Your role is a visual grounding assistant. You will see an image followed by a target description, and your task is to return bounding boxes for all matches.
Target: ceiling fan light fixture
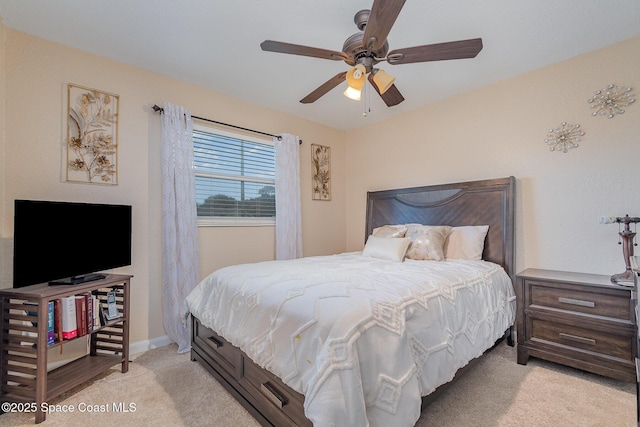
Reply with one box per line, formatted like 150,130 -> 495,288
343,86 -> 362,101
344,64 -> 366,101
372,69 -> 395,94
345,64 -> 366,90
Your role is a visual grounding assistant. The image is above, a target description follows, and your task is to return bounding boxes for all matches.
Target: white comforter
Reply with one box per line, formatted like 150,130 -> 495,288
184,253 -> 516,427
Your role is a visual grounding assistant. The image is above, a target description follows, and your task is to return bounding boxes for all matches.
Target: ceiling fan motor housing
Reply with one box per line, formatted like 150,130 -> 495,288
342,32 -> 388,72
342,9 -> 390,72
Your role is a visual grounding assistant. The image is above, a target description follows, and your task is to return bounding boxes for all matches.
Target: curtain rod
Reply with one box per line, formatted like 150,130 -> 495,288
152,104 -> 302,144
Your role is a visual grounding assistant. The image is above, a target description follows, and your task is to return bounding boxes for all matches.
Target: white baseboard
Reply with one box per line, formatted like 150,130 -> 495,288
129,335 -> 174,356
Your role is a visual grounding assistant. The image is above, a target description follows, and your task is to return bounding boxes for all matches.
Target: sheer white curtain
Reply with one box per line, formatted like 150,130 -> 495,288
274,133 -> 303,260
160,103 -> 200,353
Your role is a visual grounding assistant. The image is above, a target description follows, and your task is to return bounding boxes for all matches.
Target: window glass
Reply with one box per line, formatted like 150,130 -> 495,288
193,125 -> 275,226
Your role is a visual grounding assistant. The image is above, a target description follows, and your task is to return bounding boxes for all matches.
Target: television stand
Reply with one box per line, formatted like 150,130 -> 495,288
49,273 -> 107,286
0,274 -> 131,423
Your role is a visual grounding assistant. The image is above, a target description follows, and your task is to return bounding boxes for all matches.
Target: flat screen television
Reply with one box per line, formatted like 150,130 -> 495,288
13,200 -> 132,287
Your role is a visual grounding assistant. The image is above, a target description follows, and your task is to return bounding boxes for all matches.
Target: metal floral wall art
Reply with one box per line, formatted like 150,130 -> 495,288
588,84 -> 635,118
544,122 -> 585,153
311,144 -> 331,200
67,84 -> 119,184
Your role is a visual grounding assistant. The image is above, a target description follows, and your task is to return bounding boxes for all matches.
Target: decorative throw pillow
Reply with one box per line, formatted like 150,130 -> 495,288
362,235 -> 411,262
404,224 -> 452,261
445,225 -> 489,261
372,224 -> 408,238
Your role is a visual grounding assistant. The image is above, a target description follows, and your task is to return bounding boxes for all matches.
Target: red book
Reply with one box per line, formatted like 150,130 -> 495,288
60,296 -> 77,340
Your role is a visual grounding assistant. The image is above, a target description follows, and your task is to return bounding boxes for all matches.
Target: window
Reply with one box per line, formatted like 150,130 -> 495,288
193,124 -> 275,226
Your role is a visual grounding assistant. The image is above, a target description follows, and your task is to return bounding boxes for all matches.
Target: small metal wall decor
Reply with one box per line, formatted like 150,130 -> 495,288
66,84 -> 119,184
588,84 -> 635,118
544,122 -> 585,153
311,144 -> 331,200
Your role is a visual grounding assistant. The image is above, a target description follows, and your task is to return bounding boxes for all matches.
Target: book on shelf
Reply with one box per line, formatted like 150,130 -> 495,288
54,299 -> 63,343
75,295 -> 87,337
21,291 -> 121,345
60,296 -> 77,340
86,293 -> 93,333
93,295 -> 101,329
47,300 -> 55,345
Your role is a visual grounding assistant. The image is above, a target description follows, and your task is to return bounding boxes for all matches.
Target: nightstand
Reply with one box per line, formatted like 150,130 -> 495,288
516,268 -> 636,382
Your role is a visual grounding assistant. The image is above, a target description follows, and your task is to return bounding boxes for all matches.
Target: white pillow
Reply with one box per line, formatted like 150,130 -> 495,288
404,224 -> 452,261
372,224 -> 408,238
445,225 -> 489,260
362,235 -> 411,262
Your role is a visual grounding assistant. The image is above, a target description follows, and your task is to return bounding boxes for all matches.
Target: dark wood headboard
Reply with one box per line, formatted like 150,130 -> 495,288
365,177 -> 515,282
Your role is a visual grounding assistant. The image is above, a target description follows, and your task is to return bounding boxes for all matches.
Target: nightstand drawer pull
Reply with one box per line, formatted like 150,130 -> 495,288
261,382 -> 287,408
557,297 -> 595,308
559,332 -> 596,346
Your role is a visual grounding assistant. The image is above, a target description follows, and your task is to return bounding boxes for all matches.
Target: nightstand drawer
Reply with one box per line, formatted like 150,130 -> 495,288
530,316 -> 633,361
529,281 -> 631,321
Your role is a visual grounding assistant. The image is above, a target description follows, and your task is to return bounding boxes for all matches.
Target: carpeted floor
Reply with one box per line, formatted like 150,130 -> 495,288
1,341 -> 635,426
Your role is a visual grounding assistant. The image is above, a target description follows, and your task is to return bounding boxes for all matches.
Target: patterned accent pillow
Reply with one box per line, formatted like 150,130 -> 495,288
405,224 -> 453,261
372,224 -> 408,238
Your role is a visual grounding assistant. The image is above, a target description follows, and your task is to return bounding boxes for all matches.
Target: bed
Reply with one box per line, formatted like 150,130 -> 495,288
185,176 -> 516,427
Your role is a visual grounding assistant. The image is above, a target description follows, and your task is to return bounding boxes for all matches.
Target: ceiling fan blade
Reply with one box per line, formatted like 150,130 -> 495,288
368,73 -> 404,107
261,40 -> 348,61
362,0 -> 406,51
387,38 -> 483,65
300,72 -> 348,104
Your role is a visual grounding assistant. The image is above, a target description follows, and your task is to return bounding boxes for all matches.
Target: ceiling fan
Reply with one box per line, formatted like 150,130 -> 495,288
260,0 -> 483,107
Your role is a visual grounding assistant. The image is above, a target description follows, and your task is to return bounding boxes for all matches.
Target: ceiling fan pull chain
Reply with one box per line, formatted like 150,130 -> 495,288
363,81 -> 371,117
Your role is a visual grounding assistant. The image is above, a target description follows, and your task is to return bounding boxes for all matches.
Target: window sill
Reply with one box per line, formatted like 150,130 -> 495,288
197,217 -> 275,227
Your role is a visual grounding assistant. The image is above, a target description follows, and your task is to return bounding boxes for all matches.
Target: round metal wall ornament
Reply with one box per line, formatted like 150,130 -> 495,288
544,122 -> 585,153
588,84 -> 635,118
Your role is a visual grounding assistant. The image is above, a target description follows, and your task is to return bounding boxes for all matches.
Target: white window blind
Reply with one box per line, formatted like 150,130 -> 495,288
193,125 -> 275,226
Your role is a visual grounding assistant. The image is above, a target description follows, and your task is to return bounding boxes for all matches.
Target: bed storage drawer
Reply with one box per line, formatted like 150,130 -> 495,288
191,317 -> 312,427
192,318 -> 240,378
240,356 -> 310,427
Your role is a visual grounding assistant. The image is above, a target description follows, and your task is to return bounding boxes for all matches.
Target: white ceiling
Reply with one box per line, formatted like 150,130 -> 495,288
1,0 -> 639,131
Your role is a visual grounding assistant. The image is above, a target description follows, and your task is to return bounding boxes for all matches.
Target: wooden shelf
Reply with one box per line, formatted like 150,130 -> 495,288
0,274 -> 131,423
46,354 -> 122,399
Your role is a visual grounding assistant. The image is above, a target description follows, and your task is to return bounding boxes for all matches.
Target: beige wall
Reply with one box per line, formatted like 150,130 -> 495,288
2,16 -> 639,347
0,26 -> 347,345
345,36 -> 640,277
